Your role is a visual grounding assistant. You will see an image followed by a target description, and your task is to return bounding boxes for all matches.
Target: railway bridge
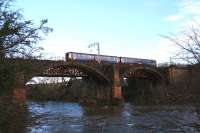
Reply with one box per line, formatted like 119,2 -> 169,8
9,52 -> 164,103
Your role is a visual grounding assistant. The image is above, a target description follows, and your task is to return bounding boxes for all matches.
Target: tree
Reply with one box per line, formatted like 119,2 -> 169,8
163,23 -> 200,64
0,0 -> 52,95
0,0 -> 53,59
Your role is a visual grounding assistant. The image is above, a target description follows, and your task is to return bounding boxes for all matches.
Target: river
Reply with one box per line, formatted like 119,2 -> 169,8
26,101 -> 200,133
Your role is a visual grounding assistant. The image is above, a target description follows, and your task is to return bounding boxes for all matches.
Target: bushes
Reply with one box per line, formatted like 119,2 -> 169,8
163,65 -> 200,104
0,62 -> 19,132
27,78 -> 112,105
0,62 -> 15,96
27,83 -> 68,100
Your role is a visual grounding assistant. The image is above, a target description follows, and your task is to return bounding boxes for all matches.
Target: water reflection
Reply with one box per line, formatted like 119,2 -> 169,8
27,101 -> 84,132
26,101 -> 200,133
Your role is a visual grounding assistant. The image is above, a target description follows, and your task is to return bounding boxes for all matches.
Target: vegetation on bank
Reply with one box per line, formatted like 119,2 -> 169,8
27,78 -> 113,105
163,65 -> 200,104
27,83 -> 73,101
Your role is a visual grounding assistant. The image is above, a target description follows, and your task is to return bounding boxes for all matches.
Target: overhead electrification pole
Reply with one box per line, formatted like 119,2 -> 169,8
88,42 -> 101,63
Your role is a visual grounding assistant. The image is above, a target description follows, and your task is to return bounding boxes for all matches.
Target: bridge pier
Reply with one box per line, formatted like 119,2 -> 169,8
113,64 -> 122,100
12,72 -> 26,104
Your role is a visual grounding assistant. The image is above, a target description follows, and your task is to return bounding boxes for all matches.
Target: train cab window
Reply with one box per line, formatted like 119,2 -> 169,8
68,53 -> 72,58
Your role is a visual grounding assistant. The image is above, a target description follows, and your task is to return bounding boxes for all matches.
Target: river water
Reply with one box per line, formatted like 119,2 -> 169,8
26,101 -> 200,133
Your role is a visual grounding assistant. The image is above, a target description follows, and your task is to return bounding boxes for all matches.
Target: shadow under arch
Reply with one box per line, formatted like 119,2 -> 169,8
121,66 -> 164,104
122,66 -> 163,81
40,62 -> 111,85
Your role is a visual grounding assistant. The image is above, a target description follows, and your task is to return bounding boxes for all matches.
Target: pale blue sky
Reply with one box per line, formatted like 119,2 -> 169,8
16,0 -> 200,63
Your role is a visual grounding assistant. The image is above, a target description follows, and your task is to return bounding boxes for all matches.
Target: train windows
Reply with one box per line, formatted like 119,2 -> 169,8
120,58 -> 125,63
68,53 -> 72,59
73,53 -> 77,60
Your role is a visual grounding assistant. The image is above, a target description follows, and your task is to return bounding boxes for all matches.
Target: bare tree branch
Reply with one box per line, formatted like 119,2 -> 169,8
162,22 -> 200,64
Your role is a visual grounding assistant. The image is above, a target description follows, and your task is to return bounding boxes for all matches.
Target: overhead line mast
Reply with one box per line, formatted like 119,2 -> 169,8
88,42 -> 101,63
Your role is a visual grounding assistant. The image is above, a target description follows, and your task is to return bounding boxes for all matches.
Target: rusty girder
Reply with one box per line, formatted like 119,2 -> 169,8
38,62 -> 111,84
121,66 -> 163,80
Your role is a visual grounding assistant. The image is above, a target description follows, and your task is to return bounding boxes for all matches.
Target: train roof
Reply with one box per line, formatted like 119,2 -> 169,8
66,52 -> 118,58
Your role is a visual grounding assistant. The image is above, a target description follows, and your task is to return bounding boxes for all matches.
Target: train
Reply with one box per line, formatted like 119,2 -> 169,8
65,52 -> 156,66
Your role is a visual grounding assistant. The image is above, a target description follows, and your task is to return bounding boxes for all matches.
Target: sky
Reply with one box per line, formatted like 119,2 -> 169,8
16,0 -> 200,63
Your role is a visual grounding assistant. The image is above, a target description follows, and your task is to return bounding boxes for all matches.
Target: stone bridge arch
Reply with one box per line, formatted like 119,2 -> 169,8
122,66 -> 163,81
20,62 -> 113,103
37,62 -> 111,84
120,66 -> 164,104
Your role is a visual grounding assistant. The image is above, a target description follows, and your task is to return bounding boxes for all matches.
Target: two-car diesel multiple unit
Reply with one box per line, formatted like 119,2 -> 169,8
65,52 -> 156,66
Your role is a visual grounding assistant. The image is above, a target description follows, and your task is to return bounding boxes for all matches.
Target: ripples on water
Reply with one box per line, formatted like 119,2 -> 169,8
26,101 -> 200,133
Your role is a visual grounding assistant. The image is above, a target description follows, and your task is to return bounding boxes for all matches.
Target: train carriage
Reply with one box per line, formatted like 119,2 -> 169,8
66,52 -> 94,61
66,52 -> 156,66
